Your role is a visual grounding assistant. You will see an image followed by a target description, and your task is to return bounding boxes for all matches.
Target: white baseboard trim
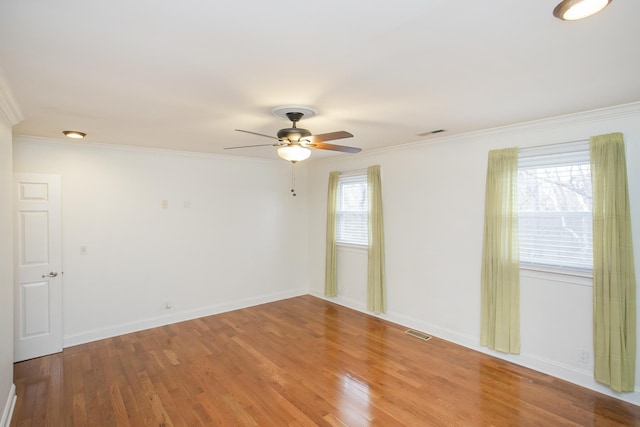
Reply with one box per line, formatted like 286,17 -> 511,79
0,384 -> 16,427
64,288 -> 307,348
309,290 -> 640,406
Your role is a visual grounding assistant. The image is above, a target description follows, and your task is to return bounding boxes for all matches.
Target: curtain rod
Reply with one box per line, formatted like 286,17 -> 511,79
519,138 -> 589,151
338,167 -> 367,176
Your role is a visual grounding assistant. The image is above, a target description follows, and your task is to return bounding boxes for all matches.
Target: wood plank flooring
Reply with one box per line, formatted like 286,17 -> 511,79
11,295 -> 640,426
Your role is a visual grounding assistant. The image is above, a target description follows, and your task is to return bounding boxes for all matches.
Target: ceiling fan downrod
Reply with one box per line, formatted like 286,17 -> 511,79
277,112 -> 312,142
286,112 -> 304,126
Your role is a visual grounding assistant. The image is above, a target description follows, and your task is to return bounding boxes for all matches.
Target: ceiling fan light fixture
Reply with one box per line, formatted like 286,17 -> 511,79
553,0 -> 612,20
277,145 -> 311,163
63,130 -> 86,139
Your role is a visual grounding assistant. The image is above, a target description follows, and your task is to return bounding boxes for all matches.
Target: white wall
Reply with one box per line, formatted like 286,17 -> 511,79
9,103 -> 640,408
13,138 -> 309,346
0,66 -> 21,427
0,120 -> 15,427
307,102 -> 640,405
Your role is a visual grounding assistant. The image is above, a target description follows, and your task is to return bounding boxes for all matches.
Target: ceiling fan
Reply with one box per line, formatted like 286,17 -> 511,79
226,110 -> 361,163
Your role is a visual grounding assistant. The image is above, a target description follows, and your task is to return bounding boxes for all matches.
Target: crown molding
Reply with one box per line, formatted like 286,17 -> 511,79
12,135 -> 287,166
311,101 -> 640,166
383,101 -> 640,153
0,67 -> 23,126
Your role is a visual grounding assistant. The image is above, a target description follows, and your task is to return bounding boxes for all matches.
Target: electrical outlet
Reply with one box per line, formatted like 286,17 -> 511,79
579,349 -> 590,364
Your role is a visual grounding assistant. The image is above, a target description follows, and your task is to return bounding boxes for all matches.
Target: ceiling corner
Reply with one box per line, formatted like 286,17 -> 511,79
0,67 -> 24,126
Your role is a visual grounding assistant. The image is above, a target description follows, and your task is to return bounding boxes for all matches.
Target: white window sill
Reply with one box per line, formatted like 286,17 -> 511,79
520,264 -> 592,287
336,242 -> 368,253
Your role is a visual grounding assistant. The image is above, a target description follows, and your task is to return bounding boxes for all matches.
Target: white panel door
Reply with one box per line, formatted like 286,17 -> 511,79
14,173 -> 62,362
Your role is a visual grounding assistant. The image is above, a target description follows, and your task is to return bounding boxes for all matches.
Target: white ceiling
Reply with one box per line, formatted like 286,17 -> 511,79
1,0 -> 639,160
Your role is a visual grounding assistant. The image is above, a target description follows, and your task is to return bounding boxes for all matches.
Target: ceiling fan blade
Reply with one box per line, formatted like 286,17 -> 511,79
312,142 -> 361,153
224,143 -> 276,150
307,131 -> 353,143
235,129 -> 278,140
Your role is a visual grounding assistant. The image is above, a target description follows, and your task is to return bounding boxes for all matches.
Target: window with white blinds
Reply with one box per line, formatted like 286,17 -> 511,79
518,142 -> 592,272
336,173 -> 368,246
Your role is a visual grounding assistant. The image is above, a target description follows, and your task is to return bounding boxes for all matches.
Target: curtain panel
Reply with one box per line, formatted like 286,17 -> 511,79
480,147 -> 521,354
590,132 -> 637,392
367,165 -> 387,314
324,171 -> 340,297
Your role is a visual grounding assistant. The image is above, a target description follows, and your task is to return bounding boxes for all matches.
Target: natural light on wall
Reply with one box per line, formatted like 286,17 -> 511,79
553,0 -> 612,21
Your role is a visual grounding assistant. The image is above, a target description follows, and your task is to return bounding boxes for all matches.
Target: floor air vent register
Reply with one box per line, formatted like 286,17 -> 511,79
404,329 -> 432,341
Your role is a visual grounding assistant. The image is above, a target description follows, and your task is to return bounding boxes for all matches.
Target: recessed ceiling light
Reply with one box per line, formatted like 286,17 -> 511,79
553,0 -> 612,21
63,130 -> 86,139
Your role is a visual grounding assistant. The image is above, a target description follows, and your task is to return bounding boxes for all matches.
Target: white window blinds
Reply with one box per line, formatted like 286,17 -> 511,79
518,142 -> 592,272
336,173 -> 368,245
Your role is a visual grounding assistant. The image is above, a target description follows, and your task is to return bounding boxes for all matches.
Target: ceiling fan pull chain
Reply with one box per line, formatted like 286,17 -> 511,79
291,163 -> 297,197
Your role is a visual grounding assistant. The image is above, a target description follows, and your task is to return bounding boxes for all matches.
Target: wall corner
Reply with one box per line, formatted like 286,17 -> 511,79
0,384 -> 16,427
0,67 -> 23,126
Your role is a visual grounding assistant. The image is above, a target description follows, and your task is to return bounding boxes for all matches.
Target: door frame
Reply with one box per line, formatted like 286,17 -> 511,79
13,173 -> 63,362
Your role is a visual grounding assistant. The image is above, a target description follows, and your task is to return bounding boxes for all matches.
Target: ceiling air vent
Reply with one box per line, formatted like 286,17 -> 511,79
417,129 -> 445,137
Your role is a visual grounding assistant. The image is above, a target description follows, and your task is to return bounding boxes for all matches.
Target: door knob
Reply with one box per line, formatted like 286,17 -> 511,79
42,271 -> 58,278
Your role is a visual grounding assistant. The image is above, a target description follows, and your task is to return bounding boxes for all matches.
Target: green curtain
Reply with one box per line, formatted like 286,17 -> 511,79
367,165 -> 387,313
480,147 -> 520,354
590,132 -> 636,392
324,171 -> 340,297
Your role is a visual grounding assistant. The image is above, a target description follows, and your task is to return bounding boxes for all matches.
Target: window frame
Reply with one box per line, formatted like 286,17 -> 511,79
517,141 -> 593,282
335,171 -> 368,248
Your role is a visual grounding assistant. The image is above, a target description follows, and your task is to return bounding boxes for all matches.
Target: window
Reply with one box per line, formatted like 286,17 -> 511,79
518,142 -> 592,272
336,173 -> 367,245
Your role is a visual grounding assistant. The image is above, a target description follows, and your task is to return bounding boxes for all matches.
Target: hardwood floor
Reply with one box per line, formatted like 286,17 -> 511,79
11,295 -> 640,426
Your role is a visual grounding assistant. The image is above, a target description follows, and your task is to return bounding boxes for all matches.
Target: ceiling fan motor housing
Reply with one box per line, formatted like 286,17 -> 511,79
277,127 -> 312,142
277,112 -> 311,142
